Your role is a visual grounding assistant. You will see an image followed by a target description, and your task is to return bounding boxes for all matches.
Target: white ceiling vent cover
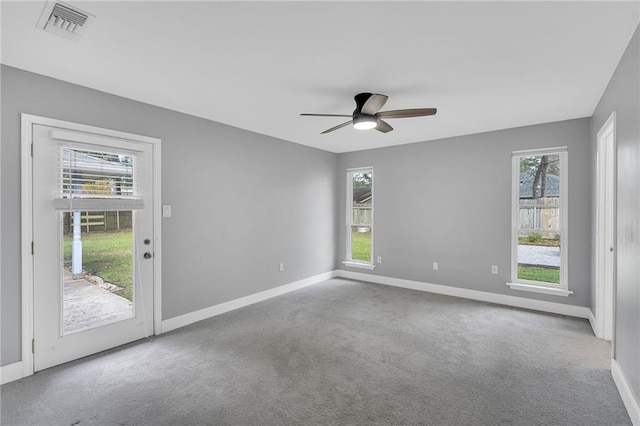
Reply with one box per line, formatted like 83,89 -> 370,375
36,1 -> 95,41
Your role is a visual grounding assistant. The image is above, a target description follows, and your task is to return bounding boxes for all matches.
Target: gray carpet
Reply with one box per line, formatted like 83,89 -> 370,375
0,278 -> 630,425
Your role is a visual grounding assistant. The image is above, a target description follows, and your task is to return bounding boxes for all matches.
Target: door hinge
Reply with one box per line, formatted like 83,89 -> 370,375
31,144 -> 34,157
31,241 -> 34,255
32,339 -> 35,354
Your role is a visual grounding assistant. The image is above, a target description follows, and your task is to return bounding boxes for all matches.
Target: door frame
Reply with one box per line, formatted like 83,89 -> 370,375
21,113 -> 163,377
595,111 -> 616,342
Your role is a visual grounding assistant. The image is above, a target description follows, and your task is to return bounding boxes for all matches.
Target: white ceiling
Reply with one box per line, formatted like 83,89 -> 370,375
2,1 -> 639,153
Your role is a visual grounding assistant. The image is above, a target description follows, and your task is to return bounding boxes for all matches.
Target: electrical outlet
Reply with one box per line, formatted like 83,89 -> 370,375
279,263 -> 284,272
491,265 -> 498,274
433,262 -> 438,271
162,205 -> 172,217
377,256 -> 382,264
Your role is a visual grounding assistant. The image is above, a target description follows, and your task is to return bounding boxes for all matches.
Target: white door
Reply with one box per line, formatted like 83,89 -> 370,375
32,123 -> 155,371
596,113 -> 616,342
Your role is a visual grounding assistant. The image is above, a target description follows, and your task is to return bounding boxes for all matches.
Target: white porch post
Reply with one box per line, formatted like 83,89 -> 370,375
71,171 -> 83,277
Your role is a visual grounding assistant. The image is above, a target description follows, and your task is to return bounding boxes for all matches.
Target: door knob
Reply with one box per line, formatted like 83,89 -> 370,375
144,252 -> 153,259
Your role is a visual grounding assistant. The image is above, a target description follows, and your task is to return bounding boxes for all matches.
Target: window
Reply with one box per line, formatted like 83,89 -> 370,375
344,168 -> 374,269
508,148 -> 571,296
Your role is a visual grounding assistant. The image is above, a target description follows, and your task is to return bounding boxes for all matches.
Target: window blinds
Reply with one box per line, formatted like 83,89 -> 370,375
54,146 -> 144,211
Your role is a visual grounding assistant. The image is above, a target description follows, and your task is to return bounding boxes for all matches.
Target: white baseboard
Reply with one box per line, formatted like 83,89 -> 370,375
588,310 -> 599,337
161,270 -> 337,333
1,361 -> 24,385
612,359 -> 640,425
337,270 -> 591,319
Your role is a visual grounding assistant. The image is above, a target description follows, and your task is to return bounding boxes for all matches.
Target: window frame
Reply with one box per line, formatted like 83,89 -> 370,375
343,167 -> 375,269
508,147 -> 571,297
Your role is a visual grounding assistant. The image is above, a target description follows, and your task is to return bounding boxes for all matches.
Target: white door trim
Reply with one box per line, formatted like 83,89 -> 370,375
595,111 -> 616,342
20,114 -> 162,378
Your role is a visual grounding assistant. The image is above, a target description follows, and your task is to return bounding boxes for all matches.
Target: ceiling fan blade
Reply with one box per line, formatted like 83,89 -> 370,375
377,108 -> 437,119
376,119 -> 393,133
354,92 -> 372,113
301,113 -> 352,117
321,120 -> 353,134
361,94 -> 389,115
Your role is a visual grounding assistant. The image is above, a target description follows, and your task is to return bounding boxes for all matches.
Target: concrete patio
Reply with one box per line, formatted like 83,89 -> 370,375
63,270 -> 133,334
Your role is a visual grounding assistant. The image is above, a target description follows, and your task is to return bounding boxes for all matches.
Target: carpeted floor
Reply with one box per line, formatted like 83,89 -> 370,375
0,278 -> 630,425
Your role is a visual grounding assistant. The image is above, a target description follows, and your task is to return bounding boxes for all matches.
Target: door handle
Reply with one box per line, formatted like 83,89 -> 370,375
143,252 -> 153,259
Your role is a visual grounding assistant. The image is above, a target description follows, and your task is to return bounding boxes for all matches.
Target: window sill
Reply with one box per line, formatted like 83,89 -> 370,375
507,282 -> 573,297
342,261 -> 376,270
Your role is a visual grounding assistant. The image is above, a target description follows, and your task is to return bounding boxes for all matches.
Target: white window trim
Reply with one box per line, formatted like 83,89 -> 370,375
345,167 -> 375,268
509,147 -> 569,296
342,261 -> 376,270
506,282 -> 573,297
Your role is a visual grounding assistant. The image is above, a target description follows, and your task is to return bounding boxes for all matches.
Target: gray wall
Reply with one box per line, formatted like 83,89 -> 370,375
1,65 -> 339,366
591,25 -> 640,406
338,118 -> 592,307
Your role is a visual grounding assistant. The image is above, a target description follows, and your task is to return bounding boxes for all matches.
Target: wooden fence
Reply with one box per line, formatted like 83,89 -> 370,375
353,206 -> 372,225
518,197 -> 559,237
63,211 -> 133,233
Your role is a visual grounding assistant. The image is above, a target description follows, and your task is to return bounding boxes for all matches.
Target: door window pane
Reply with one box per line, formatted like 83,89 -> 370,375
62,210 -> 134,334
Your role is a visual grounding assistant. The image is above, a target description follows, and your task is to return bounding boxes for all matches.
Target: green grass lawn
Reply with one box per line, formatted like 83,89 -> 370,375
518,265 -> 560,284
351,230 -> 371,262
64,230 -> 133,301
517,237 -> 560,247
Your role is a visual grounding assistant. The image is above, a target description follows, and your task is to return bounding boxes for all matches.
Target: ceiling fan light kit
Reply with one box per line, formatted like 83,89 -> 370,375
301,92 -> 437,135
353,114 -> 377,130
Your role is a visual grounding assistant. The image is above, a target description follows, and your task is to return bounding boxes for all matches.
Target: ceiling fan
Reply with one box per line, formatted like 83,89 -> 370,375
301,92 -> 437,134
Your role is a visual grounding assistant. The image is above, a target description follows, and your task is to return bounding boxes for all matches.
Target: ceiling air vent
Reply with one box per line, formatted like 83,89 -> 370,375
36,1 -> 95,41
